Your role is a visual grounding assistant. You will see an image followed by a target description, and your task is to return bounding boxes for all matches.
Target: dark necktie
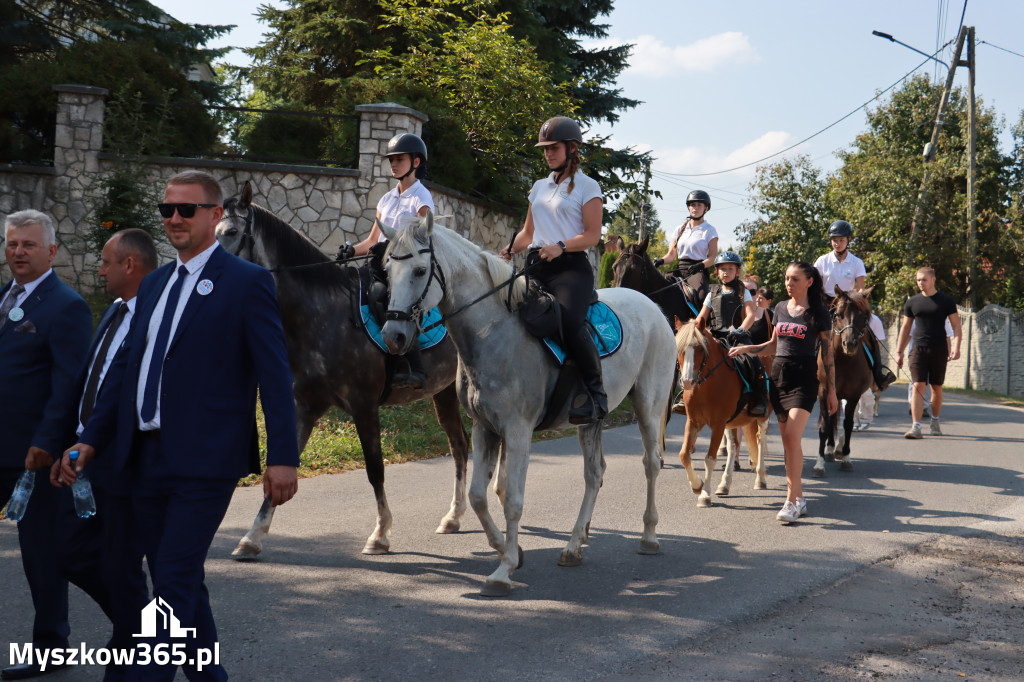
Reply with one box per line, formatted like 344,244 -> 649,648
80,302 -> 129,425
141,265 -> 189,422
0,283 -> 26,321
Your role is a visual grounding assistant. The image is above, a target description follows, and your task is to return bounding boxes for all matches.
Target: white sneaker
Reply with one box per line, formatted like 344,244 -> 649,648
930,419 -> 942,436
777,500 -> 801,524
795,497 -> 808,517
859,422 -> 870,431
904,424 -> 923,439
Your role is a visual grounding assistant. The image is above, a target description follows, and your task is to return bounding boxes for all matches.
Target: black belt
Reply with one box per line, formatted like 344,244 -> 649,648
136,429 -> 162,441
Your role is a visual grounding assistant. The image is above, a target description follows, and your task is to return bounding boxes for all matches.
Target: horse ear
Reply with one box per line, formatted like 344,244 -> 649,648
862,285 -> 875,299
416,209 -> 434,241
673,315 -> 683,331
697,316 -> 707,332
240,181 -> 252,209
833,284 -> 845,298
378,218 -> 398,241
639,235 -> 649,253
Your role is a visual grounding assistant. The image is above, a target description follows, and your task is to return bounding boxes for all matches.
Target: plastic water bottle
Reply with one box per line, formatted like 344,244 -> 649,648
5,469 -> 35,522
69,451 -> 97,519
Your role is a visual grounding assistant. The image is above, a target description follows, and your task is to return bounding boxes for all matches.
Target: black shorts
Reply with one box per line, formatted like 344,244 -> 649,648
909,346 -> 948,386
770,356 -> 819,417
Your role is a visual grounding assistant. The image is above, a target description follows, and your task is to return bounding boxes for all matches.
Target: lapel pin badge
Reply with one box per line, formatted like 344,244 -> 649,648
8,307 -> 24,322
196,279 -> 214,296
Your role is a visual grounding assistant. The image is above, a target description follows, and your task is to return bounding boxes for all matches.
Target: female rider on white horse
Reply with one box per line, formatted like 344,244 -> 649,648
343,132 -> 434,389
500,116 -> 607,424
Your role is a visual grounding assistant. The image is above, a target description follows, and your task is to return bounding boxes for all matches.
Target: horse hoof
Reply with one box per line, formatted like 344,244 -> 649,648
715,486 -> 729,497
435,520 -> 460,534
480,581 -> 512,598
230,539 -> 261,560
558,550 -> 583,567
824,453 -> 835,463
517,545 -> 525,569
637,540 -> 660,555
840,460 -> 853,472
812,468 -> 825,478
754,479 -> 767,490
361,541 -> 390,555
696,497 -> 712,508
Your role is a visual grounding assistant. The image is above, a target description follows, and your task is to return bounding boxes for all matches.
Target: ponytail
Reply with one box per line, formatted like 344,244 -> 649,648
564,142 -> 580,194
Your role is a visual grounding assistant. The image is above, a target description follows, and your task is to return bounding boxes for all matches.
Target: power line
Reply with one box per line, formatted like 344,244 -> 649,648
657,41 -> 953,178
979,40 -> 1024,61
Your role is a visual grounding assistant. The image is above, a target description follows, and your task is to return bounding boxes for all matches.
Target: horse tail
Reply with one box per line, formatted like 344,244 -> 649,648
659,390 -> 671,455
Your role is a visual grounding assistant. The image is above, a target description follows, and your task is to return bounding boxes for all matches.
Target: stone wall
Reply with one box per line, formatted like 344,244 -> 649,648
878,304 -> 1024,398
0,87 -> 520,293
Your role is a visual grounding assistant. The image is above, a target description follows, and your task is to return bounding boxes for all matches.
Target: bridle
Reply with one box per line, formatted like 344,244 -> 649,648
384,236 -> 448,326
684,334 -> 734,388
230,205 -> 256,262
831,301 -> 869,340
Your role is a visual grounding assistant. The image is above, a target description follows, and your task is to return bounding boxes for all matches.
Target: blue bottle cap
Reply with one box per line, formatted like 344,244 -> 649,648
69,450 -> 79,461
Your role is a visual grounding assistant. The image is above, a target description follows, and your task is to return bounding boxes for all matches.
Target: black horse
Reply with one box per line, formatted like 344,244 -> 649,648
216,181 -> 469,557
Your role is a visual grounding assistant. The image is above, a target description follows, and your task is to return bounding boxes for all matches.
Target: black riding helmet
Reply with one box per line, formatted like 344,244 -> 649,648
535,117 -> 583,146
828,220 -> 854,239
386,133 -> 428,180
686,189 -> 711,211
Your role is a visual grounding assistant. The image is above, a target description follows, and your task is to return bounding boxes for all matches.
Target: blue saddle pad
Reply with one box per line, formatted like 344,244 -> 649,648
542,300 -> 622,365
360,305 -> 447,354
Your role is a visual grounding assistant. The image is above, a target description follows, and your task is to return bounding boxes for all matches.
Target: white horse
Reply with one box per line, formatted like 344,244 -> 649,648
379,213 -> 676,597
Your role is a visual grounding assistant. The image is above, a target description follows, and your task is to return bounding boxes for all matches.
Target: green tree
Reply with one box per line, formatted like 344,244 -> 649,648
1000,110 -> 1024,310
606,190 -> 662,245
736,155 -> 832,298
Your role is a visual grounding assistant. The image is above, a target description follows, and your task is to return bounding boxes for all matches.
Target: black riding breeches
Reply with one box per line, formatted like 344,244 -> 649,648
527,250 -> 594,341
369,241 -> 388,283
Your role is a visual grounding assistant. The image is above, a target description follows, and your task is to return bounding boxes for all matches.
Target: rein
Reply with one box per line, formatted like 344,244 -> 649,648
420,257 -> 539,333
385,236 -> 448,326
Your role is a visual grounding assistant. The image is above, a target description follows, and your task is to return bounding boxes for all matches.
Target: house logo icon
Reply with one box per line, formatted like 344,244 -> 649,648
133,597 -> 197,638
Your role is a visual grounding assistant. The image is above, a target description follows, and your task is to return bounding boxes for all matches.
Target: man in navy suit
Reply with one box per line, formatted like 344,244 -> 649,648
0,210 -> 92,680
50,228 -> 158,681
63,171 -> 300,681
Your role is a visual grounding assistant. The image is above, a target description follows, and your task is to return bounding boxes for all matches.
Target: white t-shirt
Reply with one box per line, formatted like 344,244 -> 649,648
376,180 -> 435,242
815,250 -> 867,297
672,221 -> 718,261
528,172 -> 602,247
702,288 -> 752,309
868,313 -> 885,340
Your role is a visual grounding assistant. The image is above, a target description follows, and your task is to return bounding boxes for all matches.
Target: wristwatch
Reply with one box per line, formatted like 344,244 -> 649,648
556,241 -> 567,252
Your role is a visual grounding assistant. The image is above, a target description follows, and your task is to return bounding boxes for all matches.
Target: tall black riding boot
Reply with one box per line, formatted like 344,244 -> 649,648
865,332 -> 895,390
393,345 -> 427,389
568,326 -> 608,425
747,358 -> 770,418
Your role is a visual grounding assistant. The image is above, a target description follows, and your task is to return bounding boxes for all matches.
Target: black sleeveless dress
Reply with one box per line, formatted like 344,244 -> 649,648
769,302 -> 826,414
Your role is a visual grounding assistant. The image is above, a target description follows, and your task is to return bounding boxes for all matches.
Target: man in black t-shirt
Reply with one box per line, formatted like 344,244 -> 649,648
895,267 -> 962,439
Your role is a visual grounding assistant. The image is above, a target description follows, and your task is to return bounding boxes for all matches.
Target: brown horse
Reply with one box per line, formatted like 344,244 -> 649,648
674,318 -> 769,507
813,286 -> 874,475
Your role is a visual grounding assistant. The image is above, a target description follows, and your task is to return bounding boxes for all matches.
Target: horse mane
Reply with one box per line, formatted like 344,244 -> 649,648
833,289 -> 872,317
387,215 -> 526,306
240,200 -> 351,289
675,319 -> 708,356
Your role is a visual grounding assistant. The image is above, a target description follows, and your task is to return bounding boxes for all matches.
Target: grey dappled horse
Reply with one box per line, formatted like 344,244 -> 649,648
216,182 -> 469,557
379,212 -> 676,596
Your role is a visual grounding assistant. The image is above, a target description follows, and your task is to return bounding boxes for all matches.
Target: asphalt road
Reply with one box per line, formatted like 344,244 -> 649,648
2,392 -> 1022,680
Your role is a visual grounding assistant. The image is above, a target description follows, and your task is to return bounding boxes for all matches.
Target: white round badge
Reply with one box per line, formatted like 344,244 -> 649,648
8,307 -> 24,322
196,279 -> 214,296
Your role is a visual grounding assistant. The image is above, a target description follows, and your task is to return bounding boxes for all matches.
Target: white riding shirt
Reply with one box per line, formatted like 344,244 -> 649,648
672,220 -> 718,261
376,180 -> 435,242
528,172 -> 602,247
814,250 -> 866,297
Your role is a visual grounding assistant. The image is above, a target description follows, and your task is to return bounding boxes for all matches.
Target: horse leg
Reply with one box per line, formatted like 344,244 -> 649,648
715,428 -> 739,497
493,443 -> 507,507
232,401 -> 320,559
481,429 -> 531,596
747,421 -> 768,490
679,418 -> 703,497
468,424 -> 515,596
813,399 -> 828,478
431,384 -> 470,534
839,398 -> 856,472
351,406 -> 391,555
632,388 -> 665,555
699,425 -> 726,508
560,423 -> 607,567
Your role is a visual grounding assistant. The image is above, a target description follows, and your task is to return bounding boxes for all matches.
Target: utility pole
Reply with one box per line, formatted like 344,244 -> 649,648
637,160 -> 651,242
908,25 -> 969,259
966,26 -> 977,310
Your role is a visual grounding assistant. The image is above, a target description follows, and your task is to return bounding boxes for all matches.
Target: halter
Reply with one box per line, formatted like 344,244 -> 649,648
688,337 -> 735,388
231,205 -> 256,262
384,236 -> 448,325
831,301 -> 869,340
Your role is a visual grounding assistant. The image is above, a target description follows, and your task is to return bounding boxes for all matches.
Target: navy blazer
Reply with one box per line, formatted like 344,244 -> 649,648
81,246 -> 299,479
0,273 -> 92,468
70,300 -> 128,491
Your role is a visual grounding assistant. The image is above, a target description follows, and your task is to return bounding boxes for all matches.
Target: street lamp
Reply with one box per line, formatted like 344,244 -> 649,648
872,30 -> 950,70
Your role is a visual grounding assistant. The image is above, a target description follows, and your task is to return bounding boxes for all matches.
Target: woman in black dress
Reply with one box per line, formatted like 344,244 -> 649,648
730,262 -> 838,524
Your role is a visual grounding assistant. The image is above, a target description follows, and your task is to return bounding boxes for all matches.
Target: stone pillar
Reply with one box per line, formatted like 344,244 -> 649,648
345,103 -> 429,242
51,84 -> 109,286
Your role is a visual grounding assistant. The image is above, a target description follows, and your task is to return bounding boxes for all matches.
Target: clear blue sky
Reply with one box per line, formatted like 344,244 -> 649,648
157,0 -> 1024,248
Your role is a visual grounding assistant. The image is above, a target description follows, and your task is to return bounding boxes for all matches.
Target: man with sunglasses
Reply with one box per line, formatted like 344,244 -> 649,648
62,170 -> 300,681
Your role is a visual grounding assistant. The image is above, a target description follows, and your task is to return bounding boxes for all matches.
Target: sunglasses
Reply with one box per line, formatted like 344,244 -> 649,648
158,203 -> 218,219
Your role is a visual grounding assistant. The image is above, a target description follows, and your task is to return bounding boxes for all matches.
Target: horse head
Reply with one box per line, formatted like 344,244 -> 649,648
830,284 -> 873,357
674,316 -> 711,390
612,236 -> 655,290
217,181 -> 260,265
380,211 -> 447,354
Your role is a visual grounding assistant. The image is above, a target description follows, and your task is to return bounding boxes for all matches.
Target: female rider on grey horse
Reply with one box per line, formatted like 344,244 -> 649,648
654,189 -> 719,303
501,116 -> 606,424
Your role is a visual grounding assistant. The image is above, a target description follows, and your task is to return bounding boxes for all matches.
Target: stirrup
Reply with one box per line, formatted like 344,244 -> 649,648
569,391 -> 606,425
747,396 -> 769,418
877,368 -> 896,391
392,370 -> 426,390
671,400 -> 687,415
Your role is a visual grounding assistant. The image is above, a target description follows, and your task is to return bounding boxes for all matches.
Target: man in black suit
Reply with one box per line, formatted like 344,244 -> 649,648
50,229 -> 158,681
0,210 -> 92,680
64,171 -> 300,681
